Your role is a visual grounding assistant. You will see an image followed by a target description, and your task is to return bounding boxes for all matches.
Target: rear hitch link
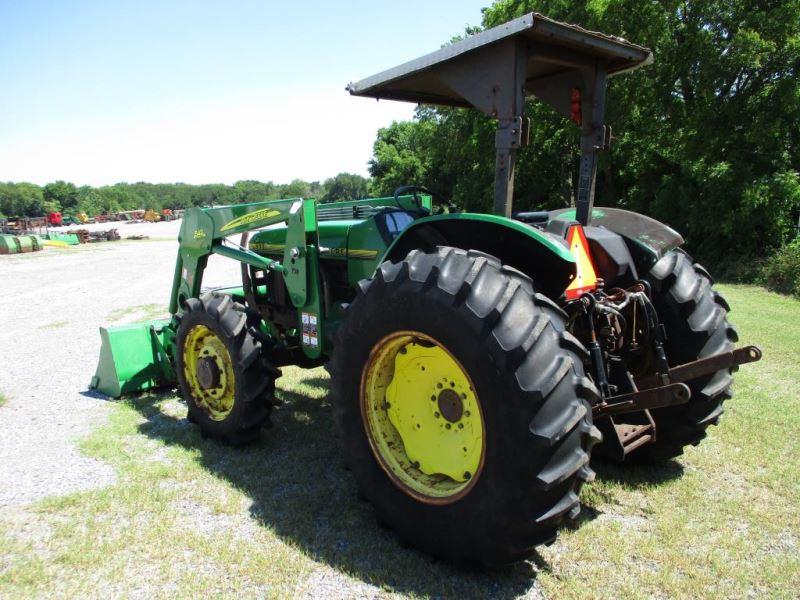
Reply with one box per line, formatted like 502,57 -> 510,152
635,345 -> 762,391
572,288 -> 763,419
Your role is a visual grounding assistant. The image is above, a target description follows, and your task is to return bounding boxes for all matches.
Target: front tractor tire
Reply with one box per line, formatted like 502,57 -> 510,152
176,293 -> 278,445
633,250 -> 739,463
329,247 -> 601,566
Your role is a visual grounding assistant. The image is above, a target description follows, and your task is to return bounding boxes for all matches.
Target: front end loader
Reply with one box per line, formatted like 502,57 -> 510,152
91,12 -> 761,566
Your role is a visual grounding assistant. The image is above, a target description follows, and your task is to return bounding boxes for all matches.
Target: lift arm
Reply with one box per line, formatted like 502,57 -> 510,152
169,198 -> 318,316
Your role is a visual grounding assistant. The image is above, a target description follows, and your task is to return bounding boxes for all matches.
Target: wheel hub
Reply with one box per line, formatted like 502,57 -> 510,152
360,331 -> 485,503
182,325 -> 236,421
196,356 -> 221,390
437,388 -> 463,423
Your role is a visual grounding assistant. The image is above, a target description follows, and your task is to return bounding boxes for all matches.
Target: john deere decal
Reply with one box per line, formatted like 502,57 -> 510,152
220,208 -> 282,232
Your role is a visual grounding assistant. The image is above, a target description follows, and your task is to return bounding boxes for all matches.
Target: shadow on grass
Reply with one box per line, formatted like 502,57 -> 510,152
125,374 -> 542,598
568,458 -> 684,524
592,457 -> 684,488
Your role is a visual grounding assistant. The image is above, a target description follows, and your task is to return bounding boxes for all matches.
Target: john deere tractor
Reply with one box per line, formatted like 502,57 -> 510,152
92,13 -> 761,566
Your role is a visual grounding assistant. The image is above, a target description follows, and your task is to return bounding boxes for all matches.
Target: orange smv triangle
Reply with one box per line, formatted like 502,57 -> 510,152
564,224 -> 598,300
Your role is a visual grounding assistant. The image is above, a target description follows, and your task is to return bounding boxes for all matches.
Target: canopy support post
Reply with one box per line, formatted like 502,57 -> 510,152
439,37 -> 530,217
575,64 -> 608,226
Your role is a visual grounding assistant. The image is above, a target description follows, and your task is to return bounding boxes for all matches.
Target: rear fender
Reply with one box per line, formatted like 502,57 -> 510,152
548,207 -> 684,275
384,213 -> 575,300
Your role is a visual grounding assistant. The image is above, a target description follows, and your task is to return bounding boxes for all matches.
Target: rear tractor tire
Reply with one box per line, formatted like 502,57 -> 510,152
175,293 -> 279,445
329,247 -> 601,566
631,250 -> 738,463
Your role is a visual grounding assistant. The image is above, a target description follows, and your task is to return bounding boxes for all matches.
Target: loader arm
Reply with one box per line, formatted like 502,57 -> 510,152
91,197 -> 326,398
169,198 -> 319,317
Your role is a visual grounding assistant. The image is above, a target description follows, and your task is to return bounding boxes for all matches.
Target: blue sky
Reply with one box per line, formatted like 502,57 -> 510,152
0,0 -> 489,185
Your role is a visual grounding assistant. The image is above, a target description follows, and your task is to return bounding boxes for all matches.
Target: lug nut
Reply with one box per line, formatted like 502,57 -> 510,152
445,423 -> 451,429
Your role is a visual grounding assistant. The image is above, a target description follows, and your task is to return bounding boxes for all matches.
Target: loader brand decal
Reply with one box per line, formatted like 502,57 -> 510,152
301,312 -> 319,348
193,229 -> 206,240
220,208 -> 282,232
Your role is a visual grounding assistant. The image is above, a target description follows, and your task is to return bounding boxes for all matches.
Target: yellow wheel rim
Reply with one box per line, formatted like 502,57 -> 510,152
360,331 -> 485,504
183,325 -> 236,421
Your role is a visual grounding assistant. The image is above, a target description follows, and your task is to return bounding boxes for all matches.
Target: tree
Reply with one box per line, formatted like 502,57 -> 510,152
43,180 -> 79,211
0,182 -> 46,217
368,120 -> 440,198
280,179 -> 313,199
368,0 -> 800,268
320,172 -> 369,202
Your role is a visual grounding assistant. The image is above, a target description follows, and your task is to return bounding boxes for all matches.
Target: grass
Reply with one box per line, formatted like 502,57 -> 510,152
0,393 -> 6,408
38,320 -> 69,330
1,284 -> 798,598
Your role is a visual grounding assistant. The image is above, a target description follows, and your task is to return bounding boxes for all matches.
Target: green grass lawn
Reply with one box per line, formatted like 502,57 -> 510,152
1,285 -> 798,598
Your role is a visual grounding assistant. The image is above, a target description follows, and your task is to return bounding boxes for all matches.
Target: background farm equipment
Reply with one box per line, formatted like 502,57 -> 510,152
0,234 -> 42,254
91,12 -> 761,566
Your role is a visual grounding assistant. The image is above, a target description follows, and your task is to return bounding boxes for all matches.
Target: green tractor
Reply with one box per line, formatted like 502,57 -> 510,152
92,13 -> 761,566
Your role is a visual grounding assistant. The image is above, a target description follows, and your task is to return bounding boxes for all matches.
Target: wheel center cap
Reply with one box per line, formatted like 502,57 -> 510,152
437,388 -> 463,423
197,356 -> 221,390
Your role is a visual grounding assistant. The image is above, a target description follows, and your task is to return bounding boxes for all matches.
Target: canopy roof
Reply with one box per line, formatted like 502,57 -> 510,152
347,12 -> 651,108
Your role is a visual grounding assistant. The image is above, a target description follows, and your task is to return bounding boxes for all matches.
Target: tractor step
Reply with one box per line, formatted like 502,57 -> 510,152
594,410 -> 658,460
614,422 -> 654,455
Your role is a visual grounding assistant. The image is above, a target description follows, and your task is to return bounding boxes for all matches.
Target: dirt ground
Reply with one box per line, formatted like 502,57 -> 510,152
0,224 -> 238,506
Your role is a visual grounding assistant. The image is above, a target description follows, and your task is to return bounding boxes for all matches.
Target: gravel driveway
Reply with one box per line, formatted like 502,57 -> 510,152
0,222 -> 238,507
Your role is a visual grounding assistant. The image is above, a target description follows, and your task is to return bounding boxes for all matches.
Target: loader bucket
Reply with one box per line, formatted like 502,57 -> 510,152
90,319 -> 176,398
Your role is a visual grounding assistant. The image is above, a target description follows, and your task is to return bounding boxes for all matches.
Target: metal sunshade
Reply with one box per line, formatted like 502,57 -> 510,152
347,13 -> 652,224
347,13 -> 651,108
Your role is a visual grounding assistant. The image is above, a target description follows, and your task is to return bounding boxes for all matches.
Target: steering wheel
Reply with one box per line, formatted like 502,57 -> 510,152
393,185 -> 432,213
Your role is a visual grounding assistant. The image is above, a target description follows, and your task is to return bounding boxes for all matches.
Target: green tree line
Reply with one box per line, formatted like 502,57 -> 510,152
368,0 -> 800,269
0,173 -> 369,219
